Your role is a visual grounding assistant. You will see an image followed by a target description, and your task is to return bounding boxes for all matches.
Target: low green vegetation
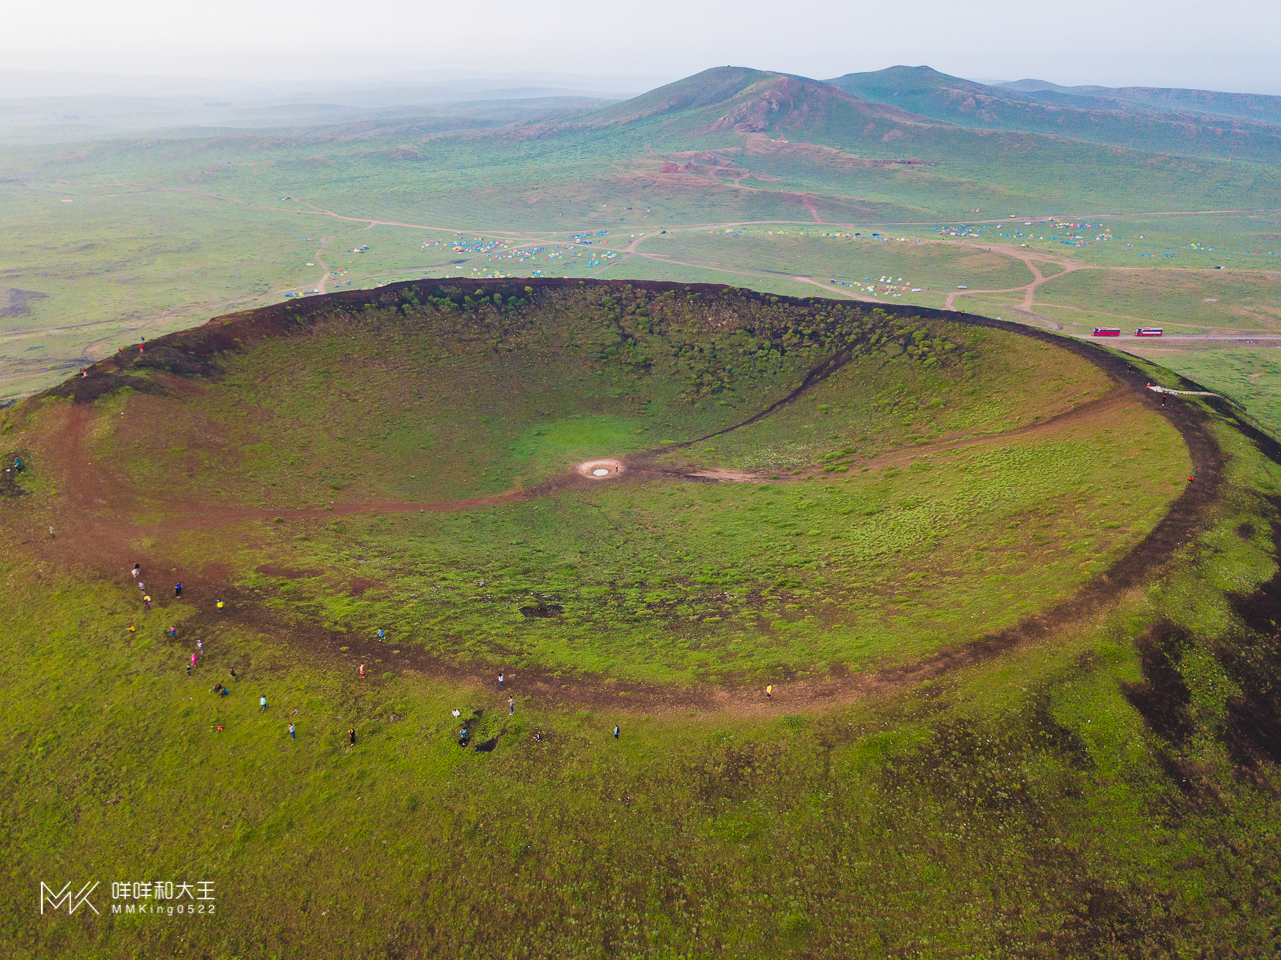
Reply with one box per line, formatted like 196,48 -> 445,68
638,230 -> 1034,295
1036,268 -> 1281,335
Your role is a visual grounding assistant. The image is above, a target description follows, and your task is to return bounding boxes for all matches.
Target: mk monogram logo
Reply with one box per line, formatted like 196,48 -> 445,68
40,881 -> 100,915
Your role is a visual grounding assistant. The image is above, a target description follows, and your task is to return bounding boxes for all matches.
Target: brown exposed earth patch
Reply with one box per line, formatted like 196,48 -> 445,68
0,288 -> 49,318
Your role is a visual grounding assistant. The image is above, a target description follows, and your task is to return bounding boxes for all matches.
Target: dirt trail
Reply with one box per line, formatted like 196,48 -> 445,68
620,226 -> 1091,321
290,198 -> 528,239
616,240 -> 884,306
941,243 -> 1086,330
788,274 -> 881,304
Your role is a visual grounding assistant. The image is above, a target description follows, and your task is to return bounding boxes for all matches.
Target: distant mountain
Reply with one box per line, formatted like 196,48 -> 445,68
564,66 -> 931,143
825,65 -> 1281,162
577,67 -> 781,125
999,78 -> 1281,127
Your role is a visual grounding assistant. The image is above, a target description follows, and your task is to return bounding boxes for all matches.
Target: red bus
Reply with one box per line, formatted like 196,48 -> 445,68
1091,327 -> 1121,337
1134,327 -> 1164,337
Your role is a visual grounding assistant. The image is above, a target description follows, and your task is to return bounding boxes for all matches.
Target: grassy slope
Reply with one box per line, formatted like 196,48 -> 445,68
1127,347 -> 1281,441
2,397 -> 1280,957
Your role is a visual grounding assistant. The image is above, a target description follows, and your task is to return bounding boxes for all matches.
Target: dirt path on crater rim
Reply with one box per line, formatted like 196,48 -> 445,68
25,315 -> 1233,719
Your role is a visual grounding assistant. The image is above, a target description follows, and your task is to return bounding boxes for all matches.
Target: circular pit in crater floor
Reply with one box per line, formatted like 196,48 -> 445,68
577,459 -> 624,479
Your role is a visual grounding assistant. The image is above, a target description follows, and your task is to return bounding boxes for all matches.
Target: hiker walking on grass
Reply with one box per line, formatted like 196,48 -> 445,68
259,695 -> 267,714
378,628 -> 384,641
190,652 -> 197,667
349,728 -> 356,746
132,563 -> 140,579
498,672 -> 505,690
144,595 -> 151,611
175,583 -> 182,598
613,725 -> 620,739
289,723 -> 295,740
766,685 -> 772,699
509,696 -> 515,715
359,663 -> 365,678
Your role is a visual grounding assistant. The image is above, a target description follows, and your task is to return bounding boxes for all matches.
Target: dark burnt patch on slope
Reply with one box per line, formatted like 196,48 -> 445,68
1,449 -> 32,498
1121,621 -> 1196,747
1223,515 -> 1281,769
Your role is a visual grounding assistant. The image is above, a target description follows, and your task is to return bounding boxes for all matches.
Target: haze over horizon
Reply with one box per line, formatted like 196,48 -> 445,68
4,0 -> 1281,96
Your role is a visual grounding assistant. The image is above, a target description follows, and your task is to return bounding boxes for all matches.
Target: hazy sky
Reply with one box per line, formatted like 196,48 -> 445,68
6,0 -> 1281,94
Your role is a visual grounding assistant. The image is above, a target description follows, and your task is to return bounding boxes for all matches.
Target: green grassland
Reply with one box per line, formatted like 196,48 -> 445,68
5,78 -> 1281,404
3,310 -> 1281,955
94,284 -> 1112,507
635,230 -> 1033,297
1127,346 -> 1281,437
1034,268 -> 1281,335
909,212 -> 1281,272
229,417 -> 1178,683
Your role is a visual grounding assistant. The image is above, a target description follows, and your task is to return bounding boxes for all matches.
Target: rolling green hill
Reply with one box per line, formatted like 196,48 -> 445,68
4,61 -> 1281,424
1001,77 -> 1281,126
827,65 -> 1281,162
553,66 -> 935,148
